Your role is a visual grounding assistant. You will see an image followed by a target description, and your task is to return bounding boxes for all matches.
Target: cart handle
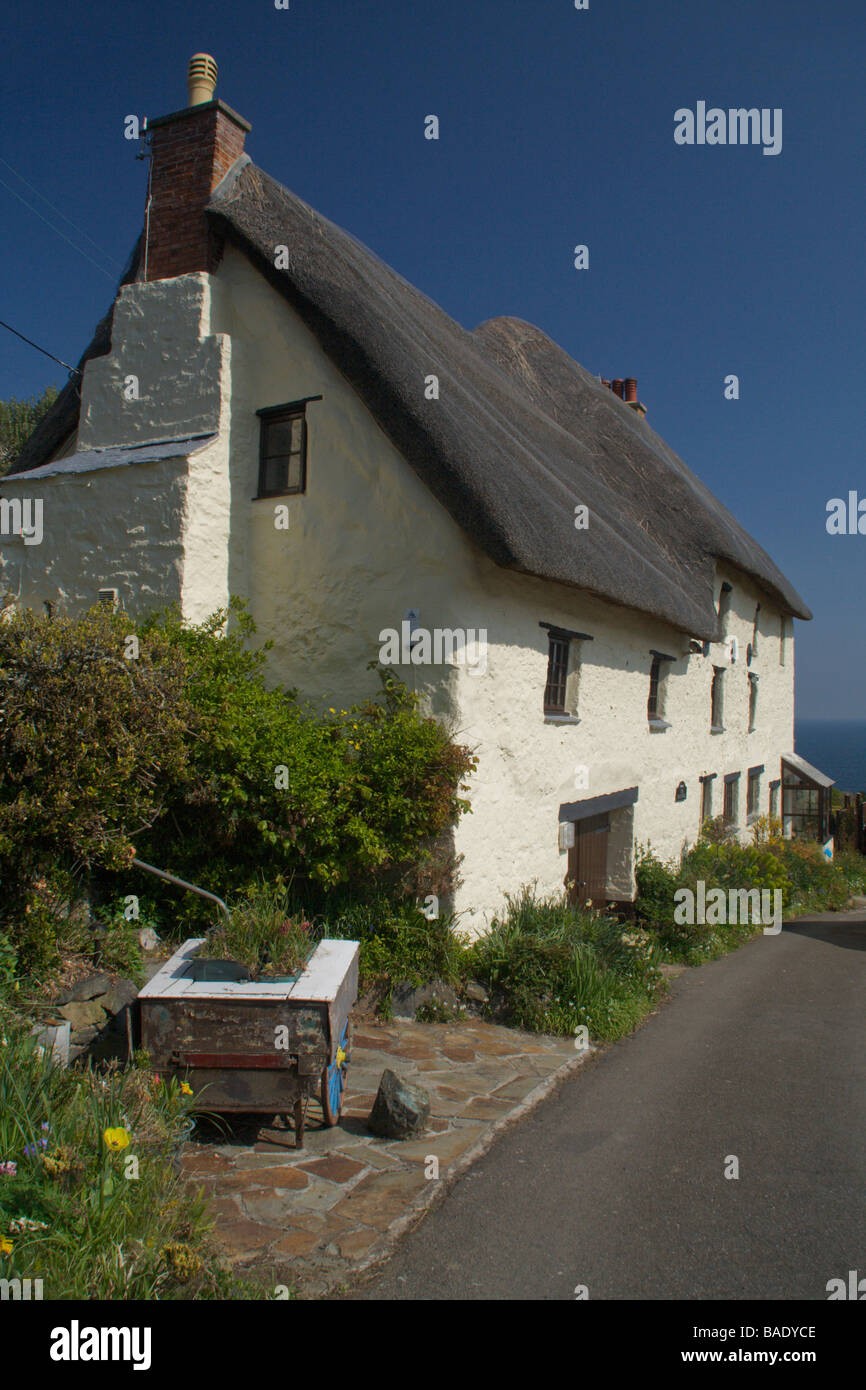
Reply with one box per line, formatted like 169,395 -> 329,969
130,857 -> 231,924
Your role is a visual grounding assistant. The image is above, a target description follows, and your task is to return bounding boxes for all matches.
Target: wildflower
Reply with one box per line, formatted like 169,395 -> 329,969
328,708 -> 336,714
103,1127 -> 130,1152
0,1236 -> 12,1255
160,1242 -> 203,1282
8,1216 -> 48,1235
180,1082 -> 193,1096
41,1122 -> 50,1132
0,1161 -> 16,1177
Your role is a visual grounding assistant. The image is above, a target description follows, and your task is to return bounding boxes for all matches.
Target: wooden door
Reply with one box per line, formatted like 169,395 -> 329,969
567,813 -> 610,906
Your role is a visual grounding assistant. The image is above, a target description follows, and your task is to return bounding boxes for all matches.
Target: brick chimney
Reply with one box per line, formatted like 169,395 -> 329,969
599,374 -> 647,417
142,55 -> 250,282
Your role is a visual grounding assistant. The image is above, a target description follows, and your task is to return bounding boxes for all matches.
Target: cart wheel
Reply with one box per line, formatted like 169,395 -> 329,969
320,1021 -> 350,1126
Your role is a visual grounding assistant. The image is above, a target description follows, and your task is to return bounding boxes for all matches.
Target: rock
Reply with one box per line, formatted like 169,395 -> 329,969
138,926 -> 161,952
30,1021 -> 71,1067
464,980 -> 489,1004
368,1069 -> 430,1139
58,1000 -> 107,1031
57,973 -> 111,1005
70,1025 -> 99,1046
391,979 -> 460,1020
101,978 -> 139,1016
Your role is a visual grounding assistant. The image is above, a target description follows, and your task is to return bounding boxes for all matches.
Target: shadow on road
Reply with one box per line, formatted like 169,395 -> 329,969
784,916 -> 866,951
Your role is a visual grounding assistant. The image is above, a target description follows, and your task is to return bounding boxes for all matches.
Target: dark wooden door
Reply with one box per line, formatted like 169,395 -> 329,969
567,813 -> 610,906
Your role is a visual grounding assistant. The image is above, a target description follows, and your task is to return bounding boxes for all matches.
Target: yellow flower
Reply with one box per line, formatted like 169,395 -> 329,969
180,1082 -> 193,1096
0,1236 -> 12,1255
103,1127 -> 130,1152
328,708 -> 336,714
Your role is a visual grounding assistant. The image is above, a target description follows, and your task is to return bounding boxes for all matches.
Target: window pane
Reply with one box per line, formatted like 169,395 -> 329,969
261,455 -> 288,494
264,416 -> 303,458
544,637 -> 569,711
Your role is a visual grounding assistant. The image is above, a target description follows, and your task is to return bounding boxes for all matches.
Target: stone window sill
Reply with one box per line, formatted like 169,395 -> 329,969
710,725 -> 725,735
544,714 -> 581,725
648,718 -> 671,732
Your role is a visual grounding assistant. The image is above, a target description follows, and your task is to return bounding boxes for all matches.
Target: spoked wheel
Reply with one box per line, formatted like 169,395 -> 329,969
320,1020 -> 351,1126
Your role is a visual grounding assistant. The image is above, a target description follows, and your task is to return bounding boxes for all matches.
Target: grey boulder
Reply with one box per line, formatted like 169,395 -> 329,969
368,1069 -> 430,1139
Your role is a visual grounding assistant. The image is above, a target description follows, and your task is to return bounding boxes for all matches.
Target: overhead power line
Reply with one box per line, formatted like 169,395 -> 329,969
0,172 -> 118,281
0,316 -> 80,375
0,156 -> 120,268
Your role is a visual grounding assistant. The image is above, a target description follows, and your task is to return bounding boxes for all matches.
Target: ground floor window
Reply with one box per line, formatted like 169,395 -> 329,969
700,773 -> 715,826
723,772 -> 740,824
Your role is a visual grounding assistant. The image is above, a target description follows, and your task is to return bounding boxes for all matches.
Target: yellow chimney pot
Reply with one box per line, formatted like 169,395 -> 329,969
187,53 -> 218,107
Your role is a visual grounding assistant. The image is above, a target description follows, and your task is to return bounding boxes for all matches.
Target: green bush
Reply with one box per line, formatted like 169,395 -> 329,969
0,602 -> 476,971
323,896 -> 468,1007
468,887 -> 661,1041
130,604 -> 476,928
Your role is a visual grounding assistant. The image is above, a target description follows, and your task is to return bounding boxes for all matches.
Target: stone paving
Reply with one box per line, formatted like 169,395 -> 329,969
180,1017 -> 592,1296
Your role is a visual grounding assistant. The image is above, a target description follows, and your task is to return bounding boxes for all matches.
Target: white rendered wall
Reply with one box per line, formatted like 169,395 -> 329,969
211,247 -> 797,932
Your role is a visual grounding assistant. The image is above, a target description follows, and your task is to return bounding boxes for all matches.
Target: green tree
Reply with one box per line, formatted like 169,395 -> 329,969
0,385 -> 59,476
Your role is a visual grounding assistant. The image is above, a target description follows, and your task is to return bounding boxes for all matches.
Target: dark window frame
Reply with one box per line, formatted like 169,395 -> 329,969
710,665 -> 725,731
540,622 -> 593,717
544,635 -> 571,715
254,396 -> 322,499
723,773 -> 740,825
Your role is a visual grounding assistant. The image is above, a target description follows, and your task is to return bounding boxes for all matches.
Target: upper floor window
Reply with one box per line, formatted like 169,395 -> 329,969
647,650 -> 675,727
544,635 -> 570,714
748,673 -> 758,731
717,581 -> 733,631
540,622 -> 593,718
747,764 -> 763,819
710,665 -> 725,731
255,395 -> 322,498
752,603 -> 761,658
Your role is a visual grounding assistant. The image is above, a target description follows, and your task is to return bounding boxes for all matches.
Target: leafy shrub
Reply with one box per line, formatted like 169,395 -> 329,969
468,886 -> 661,1041
634,844 -> 680,931
323,896 -> 468,1006
131,605 -> 476,927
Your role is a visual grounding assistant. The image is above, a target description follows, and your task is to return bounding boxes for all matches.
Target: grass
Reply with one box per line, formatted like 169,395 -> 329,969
205,883 -> 319,979
0,1007 -> 265,1299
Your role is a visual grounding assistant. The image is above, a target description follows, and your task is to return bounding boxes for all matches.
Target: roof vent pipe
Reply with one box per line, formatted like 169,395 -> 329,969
187,53 -> 218,106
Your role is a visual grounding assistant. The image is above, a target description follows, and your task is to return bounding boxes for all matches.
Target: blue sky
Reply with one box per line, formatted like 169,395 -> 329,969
1,0 -> 863,716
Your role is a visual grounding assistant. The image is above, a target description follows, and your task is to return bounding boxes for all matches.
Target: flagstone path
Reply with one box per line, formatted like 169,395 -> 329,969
180,1017 -> 592,1297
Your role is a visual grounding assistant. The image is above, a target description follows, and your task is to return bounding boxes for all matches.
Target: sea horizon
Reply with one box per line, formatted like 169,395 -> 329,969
795,717 -> 866,795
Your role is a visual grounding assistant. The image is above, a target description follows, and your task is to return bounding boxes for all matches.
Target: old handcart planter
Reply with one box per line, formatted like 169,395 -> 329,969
138,936 -> 359,1147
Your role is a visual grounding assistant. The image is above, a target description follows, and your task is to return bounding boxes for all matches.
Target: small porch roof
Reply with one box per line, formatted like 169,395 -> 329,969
782,752 -> 835,789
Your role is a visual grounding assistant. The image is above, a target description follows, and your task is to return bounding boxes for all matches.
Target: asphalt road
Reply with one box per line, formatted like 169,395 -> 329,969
355,912 -> 866,1300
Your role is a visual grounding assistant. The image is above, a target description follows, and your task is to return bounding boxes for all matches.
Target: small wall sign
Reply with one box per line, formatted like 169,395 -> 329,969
675,781 -> 687,802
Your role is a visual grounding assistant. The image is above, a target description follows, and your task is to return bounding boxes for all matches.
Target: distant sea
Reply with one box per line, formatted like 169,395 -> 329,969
795,719 -> 866,795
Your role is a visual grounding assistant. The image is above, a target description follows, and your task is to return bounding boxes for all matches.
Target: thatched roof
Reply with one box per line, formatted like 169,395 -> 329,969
11,156 -> 810,638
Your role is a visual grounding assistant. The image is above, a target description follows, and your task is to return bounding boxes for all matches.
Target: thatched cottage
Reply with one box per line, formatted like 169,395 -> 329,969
0,57 -> 831,930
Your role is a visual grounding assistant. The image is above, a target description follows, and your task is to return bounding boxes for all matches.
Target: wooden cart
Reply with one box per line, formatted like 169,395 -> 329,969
137,936 -> 359,1146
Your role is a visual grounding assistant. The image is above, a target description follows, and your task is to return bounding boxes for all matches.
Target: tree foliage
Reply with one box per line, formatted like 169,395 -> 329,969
0,386 -> 58,476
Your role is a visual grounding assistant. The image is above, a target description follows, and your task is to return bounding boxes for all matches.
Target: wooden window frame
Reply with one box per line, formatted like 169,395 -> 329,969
544,635 -> 571,715
710,665 -> 725,731
723,772 -> 740,825
255,396 -> 322,499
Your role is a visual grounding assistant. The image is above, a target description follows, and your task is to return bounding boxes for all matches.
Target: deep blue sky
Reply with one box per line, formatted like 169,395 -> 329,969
1,1 -> 863,716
